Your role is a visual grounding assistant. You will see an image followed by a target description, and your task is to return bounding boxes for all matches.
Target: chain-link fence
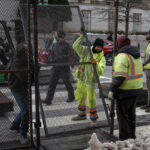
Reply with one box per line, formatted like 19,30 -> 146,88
0,2 -> 112,148
0,1 -> 33,149
24,4 -> 110,137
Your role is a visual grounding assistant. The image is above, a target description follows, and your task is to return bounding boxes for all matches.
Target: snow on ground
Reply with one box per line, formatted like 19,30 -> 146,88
85,132 -> 150,150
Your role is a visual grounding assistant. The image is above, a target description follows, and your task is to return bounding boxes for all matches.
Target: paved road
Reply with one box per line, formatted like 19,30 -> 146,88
0,65 -> 149,149
0,66 -> 111,149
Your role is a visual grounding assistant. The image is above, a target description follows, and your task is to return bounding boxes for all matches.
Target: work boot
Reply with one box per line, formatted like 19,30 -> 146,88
140,105 -> 150,110
72,115 -> 86,121
145,107 -> 150,113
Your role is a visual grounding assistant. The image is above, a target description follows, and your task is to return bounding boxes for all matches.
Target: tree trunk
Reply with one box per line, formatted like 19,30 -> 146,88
125,0 -> 130,37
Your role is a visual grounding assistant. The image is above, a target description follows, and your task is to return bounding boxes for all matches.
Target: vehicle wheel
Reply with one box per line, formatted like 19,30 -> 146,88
105,53 -> 113,66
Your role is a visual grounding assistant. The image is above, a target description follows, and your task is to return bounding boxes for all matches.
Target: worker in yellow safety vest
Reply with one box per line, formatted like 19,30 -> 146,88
141,30 -> 150,112
108,36 -> 143,140
71,32 -> 106,126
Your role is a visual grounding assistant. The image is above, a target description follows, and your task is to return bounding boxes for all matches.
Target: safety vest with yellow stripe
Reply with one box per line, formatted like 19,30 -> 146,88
144,43 -> 150,69
72,35 -> 106,86
113,53 -> 143,90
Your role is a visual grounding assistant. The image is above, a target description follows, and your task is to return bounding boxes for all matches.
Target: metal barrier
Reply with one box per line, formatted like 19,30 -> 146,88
0,1 -> 33,149
24,4 -> 111,137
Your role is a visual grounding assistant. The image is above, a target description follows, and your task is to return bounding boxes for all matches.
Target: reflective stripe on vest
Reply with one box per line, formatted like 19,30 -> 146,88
113,53 -> 143,90
113,53 -> 142,80
126,74 -> 143,80
128,55 -> 135,75
113,71 -> 127,77
125,54 -> 142,80
112,56 -> 128,77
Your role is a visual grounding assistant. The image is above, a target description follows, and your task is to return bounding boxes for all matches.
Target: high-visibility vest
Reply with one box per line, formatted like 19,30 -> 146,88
73,35 -> 106,86
113,53 -> 143,90
144,43 -> 150,69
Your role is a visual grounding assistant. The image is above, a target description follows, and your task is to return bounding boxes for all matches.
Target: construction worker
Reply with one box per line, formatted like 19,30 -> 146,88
9,42 -> 30,145
141,30 -> 150,112
108,36 -> 143,140
71,32 -> 106,126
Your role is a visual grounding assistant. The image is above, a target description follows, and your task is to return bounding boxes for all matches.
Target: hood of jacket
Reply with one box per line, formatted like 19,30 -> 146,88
118,45 -> 140,59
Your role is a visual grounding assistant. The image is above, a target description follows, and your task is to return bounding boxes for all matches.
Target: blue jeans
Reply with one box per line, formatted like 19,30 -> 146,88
11,90 -> 29,136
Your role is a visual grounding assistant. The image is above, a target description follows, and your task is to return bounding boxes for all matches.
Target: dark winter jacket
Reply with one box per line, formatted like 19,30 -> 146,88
110,45 -> 143,99
50,41 -> 72,71
44,37 -> 58,51
8,42 -> 28,91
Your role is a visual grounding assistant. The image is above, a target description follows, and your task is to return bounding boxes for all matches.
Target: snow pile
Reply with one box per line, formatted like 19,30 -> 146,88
85,133 -> 150,150
85,133 -> 103,150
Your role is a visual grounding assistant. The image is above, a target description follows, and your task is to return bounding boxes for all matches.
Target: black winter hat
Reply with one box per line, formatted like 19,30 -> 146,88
93,38 -> 104,47
58,31 -> 66,38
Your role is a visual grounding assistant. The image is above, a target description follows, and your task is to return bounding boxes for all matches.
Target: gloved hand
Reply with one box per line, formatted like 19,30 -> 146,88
90,58 -> 97,64
108,91 -> 114,100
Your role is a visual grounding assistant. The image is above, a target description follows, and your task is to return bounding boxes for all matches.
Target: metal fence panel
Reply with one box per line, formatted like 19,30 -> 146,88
22,5 -> 110,137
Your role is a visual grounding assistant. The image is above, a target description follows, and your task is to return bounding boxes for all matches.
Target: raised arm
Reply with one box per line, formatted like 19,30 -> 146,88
72,34 -> 87,58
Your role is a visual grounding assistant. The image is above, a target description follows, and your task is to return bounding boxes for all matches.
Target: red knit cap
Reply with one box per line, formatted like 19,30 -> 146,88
117,36 -> 130,50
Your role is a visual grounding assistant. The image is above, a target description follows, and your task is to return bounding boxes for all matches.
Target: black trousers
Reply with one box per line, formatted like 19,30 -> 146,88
45,67 -> 75,103
116,96 -> 136,140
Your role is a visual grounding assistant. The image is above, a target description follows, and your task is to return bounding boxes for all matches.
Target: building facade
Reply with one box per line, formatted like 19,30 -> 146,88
68,0 -> 150,33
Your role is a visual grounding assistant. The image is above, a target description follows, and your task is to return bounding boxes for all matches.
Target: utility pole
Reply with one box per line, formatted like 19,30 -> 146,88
125,0 -> 130,37
32,0 -> 42,149
113,0 -> 119,58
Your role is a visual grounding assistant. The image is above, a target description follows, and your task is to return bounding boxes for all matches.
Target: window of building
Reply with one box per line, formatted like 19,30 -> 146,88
133,13 -> 142,32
